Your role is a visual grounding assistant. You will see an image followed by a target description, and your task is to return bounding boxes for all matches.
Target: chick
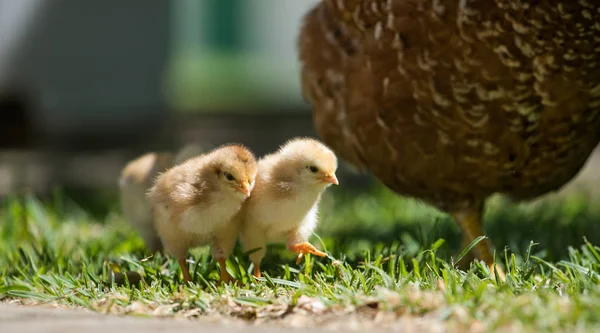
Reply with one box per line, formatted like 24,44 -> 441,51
119,144 -> 204,252
239,138 -> 338,278
147,144 -> 257,284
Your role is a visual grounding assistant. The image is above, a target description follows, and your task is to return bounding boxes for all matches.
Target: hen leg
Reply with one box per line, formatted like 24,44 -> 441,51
455,236 -> 476,270
452,206 -> 505,281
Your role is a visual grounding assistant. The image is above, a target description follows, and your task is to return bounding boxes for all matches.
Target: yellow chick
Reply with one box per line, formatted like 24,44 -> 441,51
239,137 -> 338,278
147,144 -> 257,284
119,144 -> 205,252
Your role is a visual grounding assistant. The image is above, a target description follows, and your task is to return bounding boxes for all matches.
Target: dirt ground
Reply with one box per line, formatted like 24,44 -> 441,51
1,301 -> 456,333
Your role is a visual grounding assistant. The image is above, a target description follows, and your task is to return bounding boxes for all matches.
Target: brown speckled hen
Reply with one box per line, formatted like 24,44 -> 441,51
298,0 -> 600,276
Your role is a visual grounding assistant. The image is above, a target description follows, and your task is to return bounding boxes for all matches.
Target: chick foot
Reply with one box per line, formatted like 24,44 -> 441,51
288,242 -> 327,264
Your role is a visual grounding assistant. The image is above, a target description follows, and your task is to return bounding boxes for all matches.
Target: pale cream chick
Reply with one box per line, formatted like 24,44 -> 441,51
147,144 -> 257,284
239,138 -> 338,278
119,143 -> 205,252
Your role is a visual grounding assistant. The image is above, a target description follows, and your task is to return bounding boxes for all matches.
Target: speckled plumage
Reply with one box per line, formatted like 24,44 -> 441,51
299,0 -> 600,270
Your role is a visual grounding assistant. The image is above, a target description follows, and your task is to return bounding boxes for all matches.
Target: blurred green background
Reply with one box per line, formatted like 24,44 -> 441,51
0,0 -> 322,196
165,0 -> 311,111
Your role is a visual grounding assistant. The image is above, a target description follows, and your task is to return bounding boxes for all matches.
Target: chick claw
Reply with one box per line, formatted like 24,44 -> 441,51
288,242 -> 327,264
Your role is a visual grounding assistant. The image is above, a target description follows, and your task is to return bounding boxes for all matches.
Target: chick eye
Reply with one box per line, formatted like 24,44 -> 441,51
309,166 -> 318,173
224,172 -> 235,181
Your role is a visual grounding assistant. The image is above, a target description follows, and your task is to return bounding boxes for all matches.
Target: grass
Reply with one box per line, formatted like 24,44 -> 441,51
1,183 -> 600,332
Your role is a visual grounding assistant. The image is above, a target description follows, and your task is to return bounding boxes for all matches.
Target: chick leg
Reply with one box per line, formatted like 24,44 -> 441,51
216,258 -> 234,285
240,228 -> 266,279
177,257 -> 193,283
253,264 -> 262,278
248,247 -> 266,279
213,228 -> 239,285
452,206 -> 505,280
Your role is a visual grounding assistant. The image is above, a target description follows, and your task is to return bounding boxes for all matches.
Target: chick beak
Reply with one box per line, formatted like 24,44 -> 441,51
320,173 -> 339,185
237,182 -> 251,196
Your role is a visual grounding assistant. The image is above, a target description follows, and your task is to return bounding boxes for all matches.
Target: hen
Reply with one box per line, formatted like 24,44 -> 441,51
298,0 -> 600,275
